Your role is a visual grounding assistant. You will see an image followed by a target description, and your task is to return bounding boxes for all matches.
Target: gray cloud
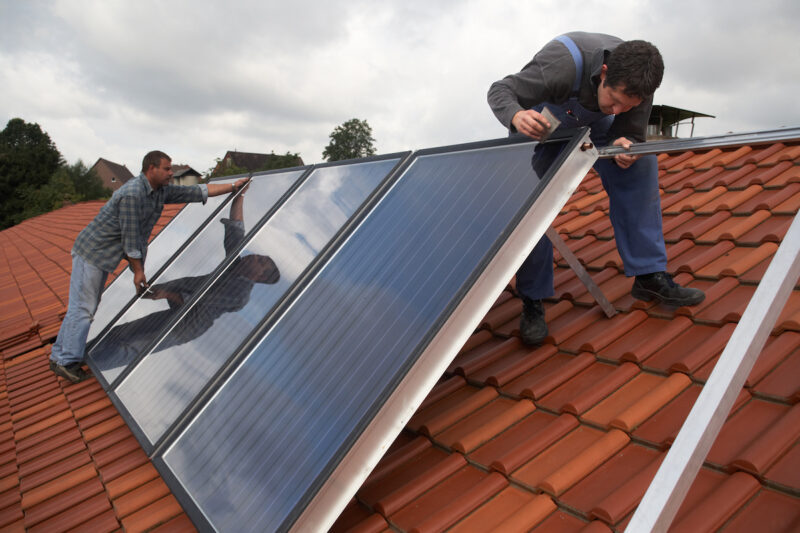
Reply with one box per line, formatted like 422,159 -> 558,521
1,0 -> 797,172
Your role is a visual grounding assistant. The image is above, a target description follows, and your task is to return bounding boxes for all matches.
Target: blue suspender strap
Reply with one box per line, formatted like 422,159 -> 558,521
554,35 -> 583,96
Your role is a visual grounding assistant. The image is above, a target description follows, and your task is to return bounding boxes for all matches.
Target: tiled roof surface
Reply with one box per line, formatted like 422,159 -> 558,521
0,139 -> 798,531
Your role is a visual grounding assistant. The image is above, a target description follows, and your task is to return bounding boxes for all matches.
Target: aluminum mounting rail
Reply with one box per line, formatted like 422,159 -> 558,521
625,208 -> 800,533
596,125 -> 800,158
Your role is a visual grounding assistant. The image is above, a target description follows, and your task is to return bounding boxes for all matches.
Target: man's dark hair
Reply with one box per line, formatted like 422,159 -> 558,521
605,40 -> 664,100
141,150 -> 171,173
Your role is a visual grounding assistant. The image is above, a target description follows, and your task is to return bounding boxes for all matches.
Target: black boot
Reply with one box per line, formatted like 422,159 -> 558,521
631,272 -> 705,307
519,296 -> 548,346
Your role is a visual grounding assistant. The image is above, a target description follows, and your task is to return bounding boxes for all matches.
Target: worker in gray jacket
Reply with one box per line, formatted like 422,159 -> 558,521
488,31 -> 704,345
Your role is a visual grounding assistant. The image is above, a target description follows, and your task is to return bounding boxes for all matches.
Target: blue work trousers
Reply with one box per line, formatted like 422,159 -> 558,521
516,101 -> 667,300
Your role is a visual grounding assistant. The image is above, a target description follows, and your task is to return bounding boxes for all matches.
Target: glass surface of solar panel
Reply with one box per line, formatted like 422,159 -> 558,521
86,181 -> 237,344
87,170 -> 304,385
115,157 -> 402,446
162,139 -> 571,532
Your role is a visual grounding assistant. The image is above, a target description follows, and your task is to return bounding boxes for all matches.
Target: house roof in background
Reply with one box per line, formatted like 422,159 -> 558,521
217,150 -> 305,173
171,165 -> 201,179
0,136 -> 798,531
90,158 -> 135,189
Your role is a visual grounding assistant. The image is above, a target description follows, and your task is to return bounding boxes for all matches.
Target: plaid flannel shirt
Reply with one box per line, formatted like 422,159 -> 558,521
73,173 -> 208,272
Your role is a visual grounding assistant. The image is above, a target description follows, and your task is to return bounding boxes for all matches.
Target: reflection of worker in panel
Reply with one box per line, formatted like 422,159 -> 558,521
49,150 -> 250,383
488,31 -> 705,346
104,188 -> 279,362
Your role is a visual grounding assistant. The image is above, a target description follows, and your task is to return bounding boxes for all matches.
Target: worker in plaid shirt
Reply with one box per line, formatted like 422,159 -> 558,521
50,150 -> 249,383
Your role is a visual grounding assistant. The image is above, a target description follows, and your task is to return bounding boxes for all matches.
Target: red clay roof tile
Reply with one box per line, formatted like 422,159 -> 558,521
391,467 -> 505,533
696,184 -> 763,214
118,494 -> 185,532
697,210 -> 772,243
470,412 -> 577,475
763,440 -> 800,492
764,162 -> 800,188
360,447 -> 462,515
511,425 -> 609,490
747,332 -> 800,387
610,373 -> 691,432
751,349 -> 800,402
539,362 -> 639,416
581,373 -> 673,428
723,488 -> 800,532
560,311 -> 648,354
560,443 -> 662,524
538,429 -> 629,496
434,397 -> 535,453
670,471 -> 760,533
471,344 -> 558,387
666,212 -> 733,242
706,398 -> 791,471
598,316 -> 693,364
408,385 -> 497,436
659,150 -> 696,171
731,403 -> 800,476
504,352 -> 595,400
736,182 -> 800,213
738,213 -> 794,244
693,286 -> 756,325
449,489 -> 556,533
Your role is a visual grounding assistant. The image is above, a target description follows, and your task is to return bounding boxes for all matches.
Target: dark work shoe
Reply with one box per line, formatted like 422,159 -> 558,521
519,297 -> 548,346
49,360 -> 91,383
631,272 -> 705,307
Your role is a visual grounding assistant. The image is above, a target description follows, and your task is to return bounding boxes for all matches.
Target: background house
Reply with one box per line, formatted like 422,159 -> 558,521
171,165 -> 202,186
89,158 -> 134,191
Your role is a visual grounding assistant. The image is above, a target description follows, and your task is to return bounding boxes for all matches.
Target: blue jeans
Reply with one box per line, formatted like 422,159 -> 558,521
515,101 -> 667,300
51,254 -> 108,365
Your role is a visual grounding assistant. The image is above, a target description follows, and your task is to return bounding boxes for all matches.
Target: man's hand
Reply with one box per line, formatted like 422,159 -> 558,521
612,137 -> 639,169
511,110 -> 551,140
133,270 -> 148,295
142,286 -> 184,306
127,256 -> 148,295
233,177 -> 250,193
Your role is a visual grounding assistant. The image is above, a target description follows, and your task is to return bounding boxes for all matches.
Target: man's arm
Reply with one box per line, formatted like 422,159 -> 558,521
487,41 -> 574,135
207,177 -> 250,198
118,193 -> 148,294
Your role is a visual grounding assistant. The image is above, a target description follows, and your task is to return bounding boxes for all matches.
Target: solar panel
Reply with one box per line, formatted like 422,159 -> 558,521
156,132 -> 597,532
86,178 -> 240,344
86,169 -> 306,386
113,156 -> 406,449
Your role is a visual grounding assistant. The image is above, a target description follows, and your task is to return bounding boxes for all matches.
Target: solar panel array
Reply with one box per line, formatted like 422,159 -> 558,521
87,132 -> 596,532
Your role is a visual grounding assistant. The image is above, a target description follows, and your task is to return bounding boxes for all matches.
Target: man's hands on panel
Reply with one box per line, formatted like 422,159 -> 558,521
612,137 -> 639,169
233,177 -> 250,194
511,110 -> 552,141
133,270 -> 148,296
141,285 -> 184,306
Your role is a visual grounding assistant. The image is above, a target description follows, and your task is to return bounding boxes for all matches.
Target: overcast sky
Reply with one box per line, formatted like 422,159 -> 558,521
1,0 -> 798,173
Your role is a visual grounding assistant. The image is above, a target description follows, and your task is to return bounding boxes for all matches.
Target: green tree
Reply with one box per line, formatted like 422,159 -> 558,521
322,119 -> 376,162
206,151 -> 305,180
0,118 -> 64,228
258,151 -> 303,171
14,161 -> 110,224
67,160 -> 110,200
